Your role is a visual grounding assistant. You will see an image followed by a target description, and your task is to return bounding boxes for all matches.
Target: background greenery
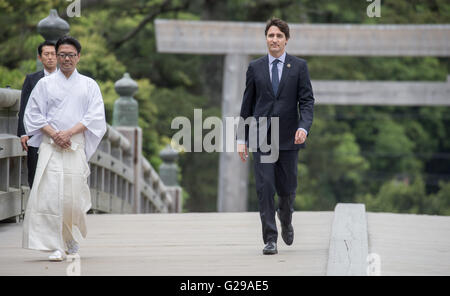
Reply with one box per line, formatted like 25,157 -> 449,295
1,0 -> 449,214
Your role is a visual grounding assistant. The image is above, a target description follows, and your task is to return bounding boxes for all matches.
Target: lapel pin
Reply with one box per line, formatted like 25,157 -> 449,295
287,63 -> 291,68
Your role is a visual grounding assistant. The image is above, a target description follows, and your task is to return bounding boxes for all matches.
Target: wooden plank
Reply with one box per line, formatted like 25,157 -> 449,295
89,151 -> 134,183
327,203 -> 369,276
0,88 -> 21,109
155,20 -> 450,56
0,158 -> 8,191
314,78 -> 450,106
96,192 -> 111,213
9,156 -> 21,188
0,212 -> 333,275
1,211 -> 448,275
122,200 -> 133,213
0,190 -> 22,221
367,213 -> 450,276
21,187 -> 30,215
0,135 -> 26,159
111,195 -> 123,214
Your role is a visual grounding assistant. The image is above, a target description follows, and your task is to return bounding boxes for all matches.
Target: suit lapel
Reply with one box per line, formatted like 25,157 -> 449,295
32,70 -> 44,86
260,55 -> 274,96
275,54 -> 292,99
36,70 -> 44,81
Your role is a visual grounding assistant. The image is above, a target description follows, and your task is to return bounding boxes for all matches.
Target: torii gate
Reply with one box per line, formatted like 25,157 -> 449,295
154,20 -> 450,212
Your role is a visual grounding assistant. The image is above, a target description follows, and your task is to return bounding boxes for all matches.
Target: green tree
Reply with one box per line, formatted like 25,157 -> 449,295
1,0 -> 449,214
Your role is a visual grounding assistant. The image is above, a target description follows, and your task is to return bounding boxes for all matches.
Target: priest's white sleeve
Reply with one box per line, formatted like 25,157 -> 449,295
24,80 -> 48,146
80,80 -> 107,160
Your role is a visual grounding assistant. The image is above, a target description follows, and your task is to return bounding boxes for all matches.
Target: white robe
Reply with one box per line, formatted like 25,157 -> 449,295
22,69 -> 106,252
24,69 -> 106,160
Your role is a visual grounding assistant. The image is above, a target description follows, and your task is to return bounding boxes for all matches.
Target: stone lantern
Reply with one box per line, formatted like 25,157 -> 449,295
113,73 -> 139,127
36,9 -> 70,71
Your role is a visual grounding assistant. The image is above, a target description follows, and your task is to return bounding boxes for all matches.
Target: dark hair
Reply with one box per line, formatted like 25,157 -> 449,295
37,40 -> 55,56
55,36 -> 82,54
265,17 -> 290,40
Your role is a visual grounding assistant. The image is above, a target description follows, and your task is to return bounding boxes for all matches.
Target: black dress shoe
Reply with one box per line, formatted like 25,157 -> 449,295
277,211 -> 294,245
263,241 -> 277,255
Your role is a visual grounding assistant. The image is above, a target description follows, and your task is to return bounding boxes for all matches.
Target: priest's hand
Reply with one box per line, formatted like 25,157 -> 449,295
53,130 -> 72,149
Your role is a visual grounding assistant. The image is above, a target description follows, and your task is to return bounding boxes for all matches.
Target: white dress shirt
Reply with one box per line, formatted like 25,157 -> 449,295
268,51 -> 286,83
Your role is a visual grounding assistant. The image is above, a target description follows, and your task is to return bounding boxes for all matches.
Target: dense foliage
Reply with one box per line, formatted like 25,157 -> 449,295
1,0 -> 449,214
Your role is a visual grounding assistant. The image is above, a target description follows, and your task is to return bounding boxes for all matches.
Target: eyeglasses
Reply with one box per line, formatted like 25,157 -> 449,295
57,53 -> 78,59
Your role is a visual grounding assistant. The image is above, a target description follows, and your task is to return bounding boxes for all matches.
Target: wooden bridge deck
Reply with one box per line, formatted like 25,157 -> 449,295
0,211 -> 449,276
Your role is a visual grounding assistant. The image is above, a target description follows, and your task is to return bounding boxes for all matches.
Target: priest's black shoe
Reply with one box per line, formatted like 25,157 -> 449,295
262,241 -> 277,255
277,211 -> 294,245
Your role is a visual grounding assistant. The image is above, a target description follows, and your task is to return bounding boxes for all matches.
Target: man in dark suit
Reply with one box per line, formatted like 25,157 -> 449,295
17,40 -> 57,188
237,18 -> 315,255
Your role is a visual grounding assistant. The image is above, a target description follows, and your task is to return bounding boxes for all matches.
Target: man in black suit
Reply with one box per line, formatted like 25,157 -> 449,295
237,18 -> 315,255
17,40 -> 57,188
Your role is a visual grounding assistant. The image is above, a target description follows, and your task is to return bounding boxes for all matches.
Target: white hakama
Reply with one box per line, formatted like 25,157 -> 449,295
22,69 -> 106,252
22,134 -> 90,251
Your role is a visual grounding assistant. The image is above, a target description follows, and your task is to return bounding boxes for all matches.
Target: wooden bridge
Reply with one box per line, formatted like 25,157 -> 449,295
1,204 -> 449,276
1,11 -> 449,277
0,78 -> 182,222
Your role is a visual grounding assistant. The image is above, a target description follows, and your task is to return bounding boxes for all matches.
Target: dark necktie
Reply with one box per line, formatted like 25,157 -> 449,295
271,59 -> 280,95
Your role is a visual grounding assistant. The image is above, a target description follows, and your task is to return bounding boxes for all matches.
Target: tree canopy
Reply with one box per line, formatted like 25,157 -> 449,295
0,0 -> 449,214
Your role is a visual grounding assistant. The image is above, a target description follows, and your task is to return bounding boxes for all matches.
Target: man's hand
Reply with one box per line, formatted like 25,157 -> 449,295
52,130 -> 72,149
295,129 -> 307,144
54,130 -> 72,144
238,143 -> 248,163
20,136 -> 29,152
41,125 -> 71,149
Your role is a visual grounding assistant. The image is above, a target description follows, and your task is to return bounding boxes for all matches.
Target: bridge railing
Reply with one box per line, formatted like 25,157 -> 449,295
0,86 -> 182,221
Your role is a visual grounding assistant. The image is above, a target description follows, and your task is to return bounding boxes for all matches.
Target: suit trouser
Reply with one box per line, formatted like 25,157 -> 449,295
27,146 -> 39,189
253,149 -> 299,244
